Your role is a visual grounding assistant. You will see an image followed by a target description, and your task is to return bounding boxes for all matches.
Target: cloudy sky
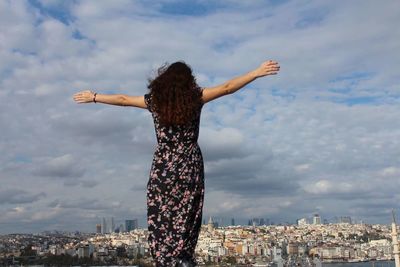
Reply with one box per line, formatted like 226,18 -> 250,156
0,0 -> 399,234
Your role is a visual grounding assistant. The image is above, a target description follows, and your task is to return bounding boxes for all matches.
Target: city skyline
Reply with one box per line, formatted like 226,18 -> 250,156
1,222 -> 397,266
0,212 -> 389,235
0,0 -> 399,234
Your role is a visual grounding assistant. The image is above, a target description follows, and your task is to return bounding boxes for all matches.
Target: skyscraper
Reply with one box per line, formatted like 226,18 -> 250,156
96,224 -> 101,234
101,217 -> 107,234
339,216 -> 352,224
100,216 -> 118,233
110,216 -> 115,233
207,216 -> 214,232
125,219 -> 138,232
249,217 -> 266,226
313,214 -> 321,225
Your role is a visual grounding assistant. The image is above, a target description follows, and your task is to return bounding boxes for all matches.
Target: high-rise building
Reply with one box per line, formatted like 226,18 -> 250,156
110,217 -> 115,233
125,219 -> 138,232
207,216 -> 214,232
339,216 -> 352,224
313,214 -> 321,225
77,244 -> 94,258
231,218 -> 235,226
252,218 -> 260,226
101,217 -> 107,234
96,224 -> 101,234
101,216 -> 118,233
249,218 -> 267,226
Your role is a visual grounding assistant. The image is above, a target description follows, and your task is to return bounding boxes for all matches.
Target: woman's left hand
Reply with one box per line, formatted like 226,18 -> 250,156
73,90 -> 95,103
253,60 -> 280,78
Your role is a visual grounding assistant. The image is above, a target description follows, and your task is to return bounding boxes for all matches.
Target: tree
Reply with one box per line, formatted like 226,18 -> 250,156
20,244 -> 36,257
225,256 -> 237,264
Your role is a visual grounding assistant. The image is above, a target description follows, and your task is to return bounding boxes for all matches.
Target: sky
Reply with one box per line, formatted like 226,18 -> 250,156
0,0 -> 399,234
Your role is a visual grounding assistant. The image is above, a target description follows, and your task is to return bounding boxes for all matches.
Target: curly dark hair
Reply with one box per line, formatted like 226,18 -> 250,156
147,61 -> 203,126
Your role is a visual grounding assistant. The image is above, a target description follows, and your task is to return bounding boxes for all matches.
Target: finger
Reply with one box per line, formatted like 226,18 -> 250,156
266,62 -> 278,66
267,70 -> 278,75
74,93 -> 84,98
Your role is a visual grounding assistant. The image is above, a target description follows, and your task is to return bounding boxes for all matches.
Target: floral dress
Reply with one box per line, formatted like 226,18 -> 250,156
144,93 -> 205,267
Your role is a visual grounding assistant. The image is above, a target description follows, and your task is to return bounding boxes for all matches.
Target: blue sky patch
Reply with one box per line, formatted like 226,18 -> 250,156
270,88 -> 296,101
340,96 -> 379,106
329,71 -> 374,83
318,95 -> 381,106
72,30 -> 85,40
328,87 -> 351,94
28,0 -> 74,25
158,0 -> 222,16
295,8 -> 329,29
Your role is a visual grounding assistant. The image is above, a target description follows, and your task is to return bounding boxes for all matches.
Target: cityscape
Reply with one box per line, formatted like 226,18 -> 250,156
1,214 -> 399,266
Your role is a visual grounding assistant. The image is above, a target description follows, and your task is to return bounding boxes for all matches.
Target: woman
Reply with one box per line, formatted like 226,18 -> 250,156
73,59 -> 280,267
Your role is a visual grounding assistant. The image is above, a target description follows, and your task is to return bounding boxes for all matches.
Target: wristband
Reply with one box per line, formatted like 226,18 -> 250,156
93,93 -> 97,103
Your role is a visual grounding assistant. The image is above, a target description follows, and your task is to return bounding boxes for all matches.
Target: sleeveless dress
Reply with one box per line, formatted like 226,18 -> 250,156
144,92 -> 205,267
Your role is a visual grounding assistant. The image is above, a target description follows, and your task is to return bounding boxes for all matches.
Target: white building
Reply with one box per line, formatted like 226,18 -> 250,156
298,218 -> 308,226
313,214 -> 321,225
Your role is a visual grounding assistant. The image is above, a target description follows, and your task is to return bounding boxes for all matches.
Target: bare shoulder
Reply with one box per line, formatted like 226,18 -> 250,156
123,95 -> 147,109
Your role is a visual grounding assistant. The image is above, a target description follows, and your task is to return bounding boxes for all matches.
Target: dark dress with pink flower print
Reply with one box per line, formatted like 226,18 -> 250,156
144,93 -> 205,267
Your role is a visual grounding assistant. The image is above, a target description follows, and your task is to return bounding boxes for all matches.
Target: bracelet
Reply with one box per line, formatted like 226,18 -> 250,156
93,93 -> 97,103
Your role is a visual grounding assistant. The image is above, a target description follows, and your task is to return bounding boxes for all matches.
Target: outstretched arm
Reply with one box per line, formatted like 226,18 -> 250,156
201,60 -> 280,104
72,90 -> 147,109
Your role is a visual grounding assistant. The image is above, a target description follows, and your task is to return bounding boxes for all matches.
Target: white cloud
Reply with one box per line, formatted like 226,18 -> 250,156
295,164 -> 311,172
32,154 -> 85,179
304,179 -> 354,195
381,167 -> 400,177
0,0 -> 399,233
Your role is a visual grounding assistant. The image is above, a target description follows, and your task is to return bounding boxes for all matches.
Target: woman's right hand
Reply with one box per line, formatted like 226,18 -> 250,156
254,60 -> 280,78
73,90 -> 95,104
